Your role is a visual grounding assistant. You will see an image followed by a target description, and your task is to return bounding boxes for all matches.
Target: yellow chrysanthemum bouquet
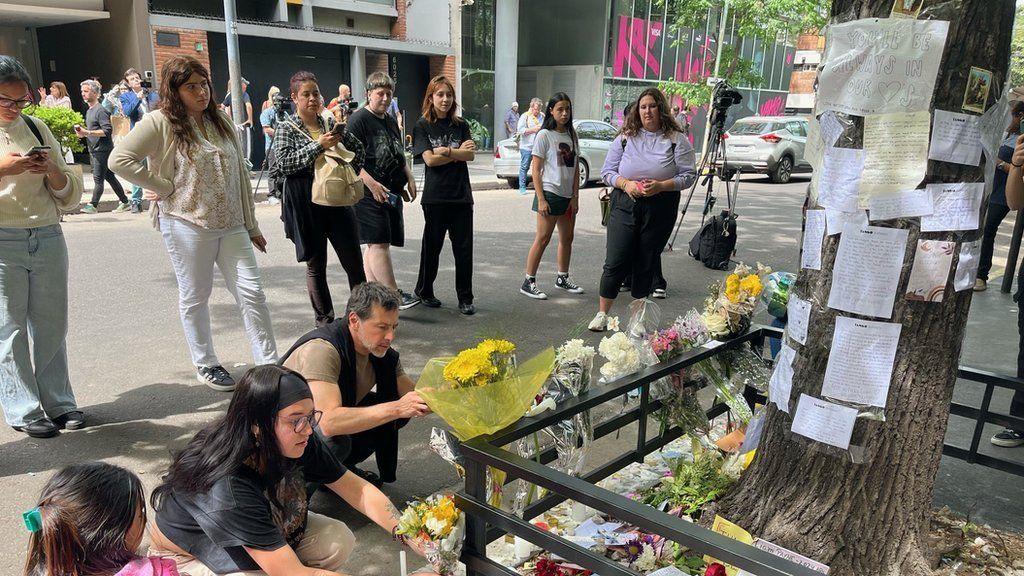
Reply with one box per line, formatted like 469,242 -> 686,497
395,494 -> 465,576
701,262 -> 771,341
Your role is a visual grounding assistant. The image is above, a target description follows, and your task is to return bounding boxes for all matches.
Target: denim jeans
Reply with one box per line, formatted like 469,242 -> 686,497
160,217 -> 278,368
0,225 -> 77,427
519,148 -> 533,194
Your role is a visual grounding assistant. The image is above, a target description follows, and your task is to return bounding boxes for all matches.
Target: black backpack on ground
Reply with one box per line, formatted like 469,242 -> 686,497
688,209 -> 737,270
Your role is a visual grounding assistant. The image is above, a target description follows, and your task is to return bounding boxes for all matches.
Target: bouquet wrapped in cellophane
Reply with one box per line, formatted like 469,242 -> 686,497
395,494 -> 465,576
701,263 -> 771,341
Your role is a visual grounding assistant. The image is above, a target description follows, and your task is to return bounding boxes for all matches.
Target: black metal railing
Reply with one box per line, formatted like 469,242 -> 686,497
456,326 -> 1024,576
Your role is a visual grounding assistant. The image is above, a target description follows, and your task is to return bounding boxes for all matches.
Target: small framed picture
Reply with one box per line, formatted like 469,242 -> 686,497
890,0 -> 924,18
962,67 -> 993,114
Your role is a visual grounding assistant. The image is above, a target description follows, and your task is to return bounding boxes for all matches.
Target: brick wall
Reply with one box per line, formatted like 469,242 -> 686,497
428,55 -> 457,81
152,27 -> 210,82
391,0 -> 407,40
366,51 -> 390,76
789,70 -> 818,94
796,33 -> 825,51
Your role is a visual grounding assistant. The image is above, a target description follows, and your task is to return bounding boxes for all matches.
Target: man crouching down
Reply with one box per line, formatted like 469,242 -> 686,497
281,282 -> 431,486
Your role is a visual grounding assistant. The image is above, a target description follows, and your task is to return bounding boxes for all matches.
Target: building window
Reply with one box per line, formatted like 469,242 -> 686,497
461,0 -> 496,138
155,31 -> 181,48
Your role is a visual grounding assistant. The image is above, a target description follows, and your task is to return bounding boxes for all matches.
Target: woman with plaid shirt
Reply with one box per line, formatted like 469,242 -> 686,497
273,71 -> 367,326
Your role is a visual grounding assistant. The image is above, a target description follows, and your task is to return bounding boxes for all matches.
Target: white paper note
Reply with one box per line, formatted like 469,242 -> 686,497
650,567 -> 691,576
819,110 -> 844,147
860,111 -> 931,197
828,224 -> 910,319
816,19 -> 949,116
802,210 -> 827,270
825,209 -> 869,235
787,295 -> 812,345
770,344 -> 797,414
953,240 -> 982,292
737,540 -> 831,576
906,240 -> 955,302
921,182 -> 985,232
818,148 -> 866,212
822,317 -> 902,408
791,394 -> 859,450
868,188 -> 934,221
929,110 -> 983,166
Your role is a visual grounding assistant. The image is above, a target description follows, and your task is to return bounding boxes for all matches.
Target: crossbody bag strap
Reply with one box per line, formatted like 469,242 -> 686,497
21,115 -> 45,146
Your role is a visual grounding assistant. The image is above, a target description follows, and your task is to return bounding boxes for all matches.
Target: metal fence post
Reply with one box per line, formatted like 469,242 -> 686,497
464,458 -> 488,576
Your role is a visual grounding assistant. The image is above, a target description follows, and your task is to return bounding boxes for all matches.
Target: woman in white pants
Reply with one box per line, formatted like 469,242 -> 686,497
110,55 -> 277,391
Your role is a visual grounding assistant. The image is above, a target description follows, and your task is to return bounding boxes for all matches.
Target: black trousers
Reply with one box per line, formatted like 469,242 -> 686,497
306,206 -> 366,325
978,202 -> 1011,281
89,150 -> 127,206
320,391 -> 409,483
415,203 -> 474,304
1014,264 -> 1024,421
599,189 -> 680,300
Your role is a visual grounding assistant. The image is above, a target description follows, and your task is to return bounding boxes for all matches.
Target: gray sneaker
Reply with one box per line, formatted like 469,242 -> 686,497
991,429 -> 1024,447
80,204 -> 97,214
520,277 -> 548,300
113,202 -> 131,213
197,365 -> 236,392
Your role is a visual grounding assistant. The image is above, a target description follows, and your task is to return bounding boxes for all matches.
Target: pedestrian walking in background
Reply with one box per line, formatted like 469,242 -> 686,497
589,88 -> 697,332
75,79 -> 129,214
274,70 -> 367,326
23,462 -> 180,576
976,101 -> 1024,291
120,67 -> 159,213
347,71 -> 421,310
520,92 -> 584,301
109,55 -> 277,391
0,55 -> 85,438
673,103 -> 691,138
504,101 -> 519,139
412,75 -> 477,315
516,97 -> 544,195
37,81 -> 71,109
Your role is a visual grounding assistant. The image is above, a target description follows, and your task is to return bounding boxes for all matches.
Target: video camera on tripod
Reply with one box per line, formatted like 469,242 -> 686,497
667,80 -> 744,270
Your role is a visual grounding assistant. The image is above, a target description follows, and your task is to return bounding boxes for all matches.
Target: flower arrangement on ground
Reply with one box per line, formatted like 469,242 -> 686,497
395,494 -> 465,576
702,263 -> 771,341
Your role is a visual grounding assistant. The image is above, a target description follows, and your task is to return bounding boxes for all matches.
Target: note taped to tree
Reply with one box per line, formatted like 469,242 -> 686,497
859,111 -> 931,197
828,224 -> 910,319
953,240 -> 981,292
818,147 -> 866,211
770,344 -> 797,414
816,18 -> 948,116
867,188 -> 934,221
787,295 -> 811,345
802,210 -> 827,270
825,209 -> 868,236
921,182 -> 984,232
906,240 -> 955,302
929,110 -> 983,166
791,394 -> 859,450
822,317 -> 902,408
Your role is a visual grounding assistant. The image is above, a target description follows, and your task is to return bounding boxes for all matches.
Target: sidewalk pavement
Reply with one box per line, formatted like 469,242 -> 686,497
73,156 -> 508,214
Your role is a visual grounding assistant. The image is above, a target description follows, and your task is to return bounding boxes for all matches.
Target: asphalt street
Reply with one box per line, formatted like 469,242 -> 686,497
1,170 -> 1021,574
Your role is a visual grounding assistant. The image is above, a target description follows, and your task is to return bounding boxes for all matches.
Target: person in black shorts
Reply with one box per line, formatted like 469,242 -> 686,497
346,72 -> 421,310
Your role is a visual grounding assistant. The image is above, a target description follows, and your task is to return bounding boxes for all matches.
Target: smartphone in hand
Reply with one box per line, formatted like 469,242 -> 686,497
25,146 -> 51,157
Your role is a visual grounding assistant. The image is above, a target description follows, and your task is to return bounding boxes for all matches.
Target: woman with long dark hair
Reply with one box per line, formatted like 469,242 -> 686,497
110,55 -> 277,391
588,87 -> 696,331
519,92 -> 585,300
24,462 -> 177,575
273,71 -> 367,326
412,75 -> 476,314
148,365 -> 431,576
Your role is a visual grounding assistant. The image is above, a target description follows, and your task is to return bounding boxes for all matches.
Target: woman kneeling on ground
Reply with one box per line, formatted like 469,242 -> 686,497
148,364 -> 435,576
24,461 -> 178,575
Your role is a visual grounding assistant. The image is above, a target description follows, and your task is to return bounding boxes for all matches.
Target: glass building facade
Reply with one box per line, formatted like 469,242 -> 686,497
461,0 -> 496,142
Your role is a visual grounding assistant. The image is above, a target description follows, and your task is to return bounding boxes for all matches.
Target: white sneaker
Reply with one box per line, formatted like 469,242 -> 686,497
652,288 -> 667,299
588,311 -> 608,332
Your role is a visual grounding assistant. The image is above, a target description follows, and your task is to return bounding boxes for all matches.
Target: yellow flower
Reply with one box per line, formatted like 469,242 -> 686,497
724,274 -> 741,303
478,339 -> 516,356
740,274 -> 763,298
443,347 -> 498,387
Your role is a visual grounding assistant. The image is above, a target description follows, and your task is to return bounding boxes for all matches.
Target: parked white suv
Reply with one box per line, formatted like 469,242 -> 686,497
717,116 -> 812,183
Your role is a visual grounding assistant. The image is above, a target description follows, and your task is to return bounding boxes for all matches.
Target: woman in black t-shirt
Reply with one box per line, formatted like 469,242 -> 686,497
412,75 -> 477,315
148,365 -> 429,575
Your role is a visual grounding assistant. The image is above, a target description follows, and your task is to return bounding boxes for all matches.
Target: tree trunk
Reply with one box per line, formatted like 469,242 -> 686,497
716,2 -> 1015,575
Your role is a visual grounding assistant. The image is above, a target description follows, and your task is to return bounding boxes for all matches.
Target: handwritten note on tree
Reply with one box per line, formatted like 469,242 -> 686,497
817,19 -> 948,116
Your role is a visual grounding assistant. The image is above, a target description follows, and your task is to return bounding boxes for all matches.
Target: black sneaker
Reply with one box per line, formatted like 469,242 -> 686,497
459,302 -> 476,315
991,429 -> 1024,447
54,411 -> 86,430
197,365 -> 236,392
555,274 -> 585,294
399,290 -> 421,311
520,277 -> 548,300
13,418 -> 59,438
417,293 -> 442,308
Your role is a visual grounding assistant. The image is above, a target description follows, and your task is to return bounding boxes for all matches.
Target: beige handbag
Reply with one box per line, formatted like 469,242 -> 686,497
289,120 -> 364,207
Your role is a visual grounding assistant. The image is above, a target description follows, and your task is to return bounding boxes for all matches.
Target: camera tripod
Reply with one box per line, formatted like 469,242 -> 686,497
665,82 -> 740,252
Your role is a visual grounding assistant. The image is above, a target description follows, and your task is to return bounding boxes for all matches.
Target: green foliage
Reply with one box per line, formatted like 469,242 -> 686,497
23,105 -> 85,154
1012,5 -> 1024,88
640,452 -> 736,519
465,118 -> 489,145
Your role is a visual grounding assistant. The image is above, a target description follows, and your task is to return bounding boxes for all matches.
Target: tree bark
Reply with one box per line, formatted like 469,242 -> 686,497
716,2 -> 1016,575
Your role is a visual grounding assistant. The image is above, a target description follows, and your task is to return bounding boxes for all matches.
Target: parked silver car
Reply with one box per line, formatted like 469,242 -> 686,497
493,119 -> 618,189
717,116 -> 812,183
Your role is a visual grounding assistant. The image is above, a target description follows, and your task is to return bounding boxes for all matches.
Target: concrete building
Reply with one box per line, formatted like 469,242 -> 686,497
785,33 -> 825,114
1,0 -> 460,167
461,0 -> 797,152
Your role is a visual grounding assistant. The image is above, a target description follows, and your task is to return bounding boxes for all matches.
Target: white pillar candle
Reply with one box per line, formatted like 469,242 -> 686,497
513,536 -> 536,561
400,550 -> 408,576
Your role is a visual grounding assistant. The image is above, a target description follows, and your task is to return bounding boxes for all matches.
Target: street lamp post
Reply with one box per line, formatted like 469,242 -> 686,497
699,0 -> 731,163
223,0 -> 245,127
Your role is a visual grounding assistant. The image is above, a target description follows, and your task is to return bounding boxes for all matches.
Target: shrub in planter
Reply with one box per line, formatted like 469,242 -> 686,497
23,105 -> 85,154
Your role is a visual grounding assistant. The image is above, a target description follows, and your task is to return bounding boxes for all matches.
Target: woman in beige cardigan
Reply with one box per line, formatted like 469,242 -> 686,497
109,55 -> 277,391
